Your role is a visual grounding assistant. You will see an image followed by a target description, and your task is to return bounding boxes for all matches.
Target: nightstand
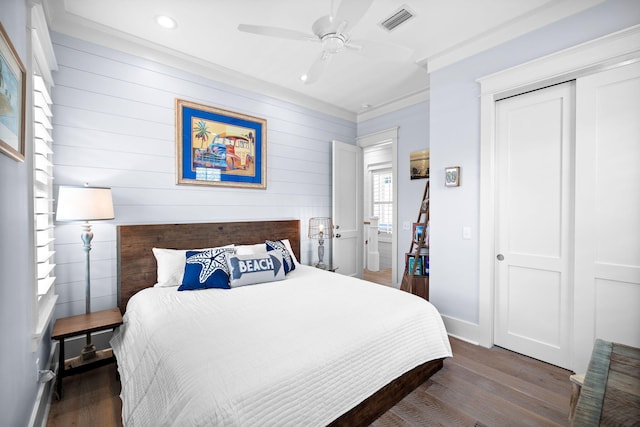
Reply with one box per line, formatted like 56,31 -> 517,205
52,307 -> 123,398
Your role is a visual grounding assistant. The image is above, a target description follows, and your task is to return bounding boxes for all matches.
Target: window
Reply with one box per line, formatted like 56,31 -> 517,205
372,169 -> 393,234
32,73 -> 57,347
31,3 -> 58,349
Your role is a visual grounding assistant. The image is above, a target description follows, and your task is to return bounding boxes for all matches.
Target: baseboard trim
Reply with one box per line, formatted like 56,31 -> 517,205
28,342 -> 57,427
442,314 -> 486,347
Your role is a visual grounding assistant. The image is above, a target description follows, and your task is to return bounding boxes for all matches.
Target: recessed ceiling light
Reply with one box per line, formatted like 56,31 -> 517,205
300,74 -> 308,82
156,15 -> 177,29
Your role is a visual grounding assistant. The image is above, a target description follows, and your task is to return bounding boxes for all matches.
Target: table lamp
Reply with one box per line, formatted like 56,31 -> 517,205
308,217 -> 334,269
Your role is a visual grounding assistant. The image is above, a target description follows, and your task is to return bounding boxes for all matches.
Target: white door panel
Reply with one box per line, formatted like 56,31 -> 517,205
495,82 -> 574,369
332,140 -> 363,278
573,62 -> 640,373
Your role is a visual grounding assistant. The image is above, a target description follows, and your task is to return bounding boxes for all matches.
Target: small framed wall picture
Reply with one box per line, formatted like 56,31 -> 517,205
445,166 -> 460,187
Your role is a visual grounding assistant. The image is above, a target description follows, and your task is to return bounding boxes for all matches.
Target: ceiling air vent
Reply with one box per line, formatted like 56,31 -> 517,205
380,5 -> 415,32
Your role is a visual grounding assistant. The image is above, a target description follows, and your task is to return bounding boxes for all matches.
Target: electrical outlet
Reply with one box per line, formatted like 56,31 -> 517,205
402,221 -> 410,231
463,226 -> 472,240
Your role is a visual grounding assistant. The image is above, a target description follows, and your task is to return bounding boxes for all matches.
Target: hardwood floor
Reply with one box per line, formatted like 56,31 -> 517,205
364,268 -> 393,286
373,339 -> 572,426
47,363 -> 122,427
47,338 -> 572,427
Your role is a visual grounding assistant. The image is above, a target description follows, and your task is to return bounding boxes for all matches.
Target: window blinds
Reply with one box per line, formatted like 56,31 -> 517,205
372,169 -> 393,234
33,74 -> 56,302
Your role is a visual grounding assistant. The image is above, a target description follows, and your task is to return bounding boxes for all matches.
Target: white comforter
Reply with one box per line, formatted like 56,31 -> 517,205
111,265 -> 451,426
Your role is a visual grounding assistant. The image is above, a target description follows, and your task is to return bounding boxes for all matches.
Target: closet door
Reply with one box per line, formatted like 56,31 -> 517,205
573,62 -> 640,373
494,82 -> 575,369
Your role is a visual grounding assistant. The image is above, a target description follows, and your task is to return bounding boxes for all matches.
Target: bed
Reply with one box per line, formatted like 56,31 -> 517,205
112,220 -> 452,426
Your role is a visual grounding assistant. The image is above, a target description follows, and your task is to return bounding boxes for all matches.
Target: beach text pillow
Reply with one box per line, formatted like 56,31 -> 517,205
227,252 -> 285,288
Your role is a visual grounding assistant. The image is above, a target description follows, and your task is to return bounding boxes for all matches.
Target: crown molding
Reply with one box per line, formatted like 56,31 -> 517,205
477,24 -> 640,96
357,89 -> 429,123
422,0 -> 605,73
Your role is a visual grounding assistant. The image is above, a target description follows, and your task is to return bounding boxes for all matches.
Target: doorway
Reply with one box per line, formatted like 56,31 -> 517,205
357,128 -> 398,286
490,62 -> 640,372
364,158 -> 393,286
477,28 -> 640,373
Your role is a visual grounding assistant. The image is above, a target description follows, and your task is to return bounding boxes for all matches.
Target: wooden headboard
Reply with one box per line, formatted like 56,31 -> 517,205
117,220 -> 300,312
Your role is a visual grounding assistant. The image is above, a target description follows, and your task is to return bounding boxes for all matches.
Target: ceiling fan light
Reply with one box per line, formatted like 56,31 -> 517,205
321,34 -> 346,54
156,15 -> 177,29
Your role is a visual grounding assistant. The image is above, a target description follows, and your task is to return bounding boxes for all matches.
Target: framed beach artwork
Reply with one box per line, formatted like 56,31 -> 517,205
410,149 -> 429,180
176,99 -> 267,189
0,23 -> 26,162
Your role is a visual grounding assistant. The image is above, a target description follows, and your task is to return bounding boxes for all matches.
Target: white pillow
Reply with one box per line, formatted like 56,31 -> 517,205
152,245 -> 233,287
235,243 -> 268,256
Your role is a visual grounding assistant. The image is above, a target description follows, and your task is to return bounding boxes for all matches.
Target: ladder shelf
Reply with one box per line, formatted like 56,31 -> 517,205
400,180 -> 429,300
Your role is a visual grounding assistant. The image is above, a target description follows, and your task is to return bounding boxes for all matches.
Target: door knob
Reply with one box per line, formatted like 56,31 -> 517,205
497,254 -> 504,261
335,233 -> 341,238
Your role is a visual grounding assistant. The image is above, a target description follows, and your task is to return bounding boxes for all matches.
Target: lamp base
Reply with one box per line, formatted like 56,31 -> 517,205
315,262 -> 328,270
80,344 -> 97,361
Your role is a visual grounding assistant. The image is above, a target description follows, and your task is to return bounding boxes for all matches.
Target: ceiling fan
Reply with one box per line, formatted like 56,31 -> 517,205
237,0 -> 413,84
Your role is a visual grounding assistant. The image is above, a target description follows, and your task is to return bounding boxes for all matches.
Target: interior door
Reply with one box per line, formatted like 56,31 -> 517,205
494,82 -> 574,369
573,62 -> 640,373
332,140 -> 363,278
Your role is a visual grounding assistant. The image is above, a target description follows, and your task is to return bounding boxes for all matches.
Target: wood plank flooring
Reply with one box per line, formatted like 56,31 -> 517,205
47,337 -> 572,427
364,268 -> 393,286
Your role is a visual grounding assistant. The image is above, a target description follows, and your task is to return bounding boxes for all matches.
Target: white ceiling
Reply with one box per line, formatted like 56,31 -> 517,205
43,0 -> 602,119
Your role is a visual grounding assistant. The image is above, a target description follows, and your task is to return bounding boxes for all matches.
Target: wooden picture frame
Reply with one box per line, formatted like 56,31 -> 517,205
176,99 -> 267,189
445,166 -> 461,187
410,149 -> 429,180
0,22 -> 26,162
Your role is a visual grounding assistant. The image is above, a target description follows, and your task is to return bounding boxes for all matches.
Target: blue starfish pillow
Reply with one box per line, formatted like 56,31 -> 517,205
265,240 -> 296,274
178,247 -> 236,291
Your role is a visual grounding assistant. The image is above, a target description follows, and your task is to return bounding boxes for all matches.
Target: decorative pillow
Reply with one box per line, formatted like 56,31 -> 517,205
227,252 -> 285,288
280,239 -> 299,266
178,247 -> 236,291
265,240 -> 296,274
153,245 -> 233,287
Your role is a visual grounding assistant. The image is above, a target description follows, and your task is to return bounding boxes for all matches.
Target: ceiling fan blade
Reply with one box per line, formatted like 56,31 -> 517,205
237,24 -> 316,42
346,39 -> 413,62
333,0 -> 374,32
303,51 -> 333,84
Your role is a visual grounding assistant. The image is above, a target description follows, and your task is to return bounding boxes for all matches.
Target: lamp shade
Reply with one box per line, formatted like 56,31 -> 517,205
308,217 -> 334,239
56,186 -> 114,222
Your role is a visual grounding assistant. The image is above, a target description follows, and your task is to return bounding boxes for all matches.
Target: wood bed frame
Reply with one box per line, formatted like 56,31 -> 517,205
116,220 -> 443,426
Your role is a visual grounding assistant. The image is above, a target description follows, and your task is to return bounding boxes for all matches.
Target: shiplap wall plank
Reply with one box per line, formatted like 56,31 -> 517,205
51,32 -> 355,318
